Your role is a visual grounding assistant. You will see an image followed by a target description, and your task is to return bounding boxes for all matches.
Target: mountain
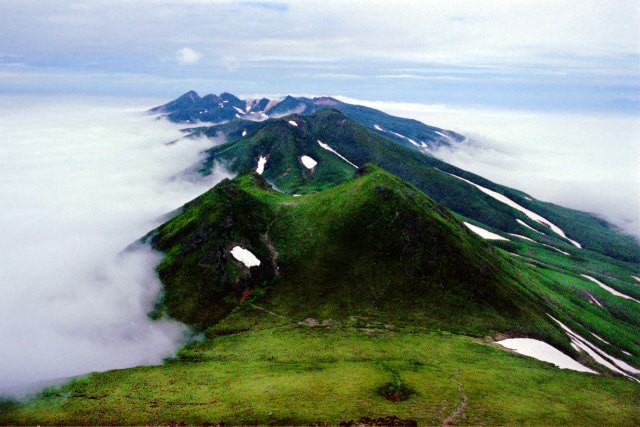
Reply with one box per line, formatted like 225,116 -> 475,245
151,90 -> 465,152
3,93 -> 638,425
152,92 -> 639,263
190,108 -> 640,264
143,165 -> 564,342
4,165 -> 638,426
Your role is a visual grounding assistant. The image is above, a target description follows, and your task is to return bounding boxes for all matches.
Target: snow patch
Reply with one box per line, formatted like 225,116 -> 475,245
581,274 -> 640,304
233,106 -> 244,114
388,129 -> 420,147
442,170 -> 581,248
587,294 -> 604,308
317,140 -> 357,168
230,246 -> 261,268
300,155 -> 317,169
374,124 -> 383,131
496,338 -> 596,373
543,244 -> 571,256
434,130 -> 450,139
507,233 -> 536,243
549,315 -> 640,379
464,222 -> 509,241
256,156 -> 267,175
516,219 -> 546,235
288,120 -> 298,127
589,332 -> 610,345
242,130 -> 247,137
632,276 -> 640,283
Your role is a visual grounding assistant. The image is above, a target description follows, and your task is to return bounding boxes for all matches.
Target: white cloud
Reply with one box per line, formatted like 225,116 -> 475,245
0,95 -> 232,396
335,96 -> 640,238
1,1 -> 637,73
176,47 -> 202,65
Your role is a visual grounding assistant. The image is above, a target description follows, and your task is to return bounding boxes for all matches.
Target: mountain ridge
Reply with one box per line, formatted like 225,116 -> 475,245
188,107 -> 640,264
151,90 -> 465,152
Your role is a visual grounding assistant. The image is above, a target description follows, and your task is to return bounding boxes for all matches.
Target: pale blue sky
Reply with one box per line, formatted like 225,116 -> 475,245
1,0 -> 638,112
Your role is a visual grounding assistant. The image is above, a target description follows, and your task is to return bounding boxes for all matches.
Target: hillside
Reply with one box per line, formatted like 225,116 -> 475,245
3,165 -> 638,426
145,165 -> 564,342
193,108 -> 640,264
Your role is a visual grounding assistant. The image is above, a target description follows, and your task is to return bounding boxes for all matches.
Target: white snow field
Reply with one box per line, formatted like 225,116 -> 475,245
300,155 -> 317,169
442,170 -> 581,248
516,219 -> 546,235
230,246 -> 261,268
317,140 -> 357,168
549,315 -> 640,381
507,233 -> 536,242
256,156 -> 267,175
288,120 -> 298,127
581,274 -> 640,304
496,338 -> 596,373
463,222 -> 509,240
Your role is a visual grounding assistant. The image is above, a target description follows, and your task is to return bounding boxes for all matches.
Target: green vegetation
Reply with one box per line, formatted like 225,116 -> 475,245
4,108 -> 639,424
196,108 -> 640,262
3,325 -> 638,425
142,164 -> 570,351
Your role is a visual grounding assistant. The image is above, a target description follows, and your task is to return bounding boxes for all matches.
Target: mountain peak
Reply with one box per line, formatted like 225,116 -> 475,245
313,96 -> 339,106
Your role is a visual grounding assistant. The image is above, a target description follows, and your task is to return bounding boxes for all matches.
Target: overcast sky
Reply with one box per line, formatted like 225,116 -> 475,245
1,0 -> 638,112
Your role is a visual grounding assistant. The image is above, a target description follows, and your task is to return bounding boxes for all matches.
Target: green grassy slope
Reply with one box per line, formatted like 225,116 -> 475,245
196,108 -> 640,263
199,117 -> 355,194
144,165 -> 567,348
3,167 -> 638,425
3,324 -> 638,426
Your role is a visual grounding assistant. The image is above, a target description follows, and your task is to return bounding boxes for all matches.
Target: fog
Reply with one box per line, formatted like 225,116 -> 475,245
336,97 -> 640,238
0,96 -> 232,396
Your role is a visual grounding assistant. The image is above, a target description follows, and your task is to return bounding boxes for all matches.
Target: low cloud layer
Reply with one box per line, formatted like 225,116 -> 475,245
0,96 -> 232,396
336,96 -> 640,238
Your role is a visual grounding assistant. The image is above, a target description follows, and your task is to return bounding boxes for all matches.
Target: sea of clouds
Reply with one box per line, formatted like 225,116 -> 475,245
335,96 -> 640,238
0,95 -> 232,396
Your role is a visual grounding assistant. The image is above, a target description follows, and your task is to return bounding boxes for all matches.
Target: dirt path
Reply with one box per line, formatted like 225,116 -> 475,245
249,303 -> 297,321
442,368 -> 468,426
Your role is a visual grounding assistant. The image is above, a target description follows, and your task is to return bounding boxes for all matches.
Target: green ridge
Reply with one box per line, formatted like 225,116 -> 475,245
197,108 -> 640,263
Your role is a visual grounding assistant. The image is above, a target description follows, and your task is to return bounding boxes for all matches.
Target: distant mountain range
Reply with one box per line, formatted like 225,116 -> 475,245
150,90 -> 465,152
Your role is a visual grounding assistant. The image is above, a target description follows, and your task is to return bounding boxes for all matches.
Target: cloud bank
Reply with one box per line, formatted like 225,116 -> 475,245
0,95 -> 232,396
336,96 -> 640,238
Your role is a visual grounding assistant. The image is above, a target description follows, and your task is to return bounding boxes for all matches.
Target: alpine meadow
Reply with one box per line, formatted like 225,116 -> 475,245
0,1 -> 639,426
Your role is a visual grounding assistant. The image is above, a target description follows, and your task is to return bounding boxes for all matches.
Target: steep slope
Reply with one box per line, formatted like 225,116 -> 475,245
196,108 -> 640,263
200,115 -> 356,194
4,165 -> 638,426
144,165 -> 567,348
